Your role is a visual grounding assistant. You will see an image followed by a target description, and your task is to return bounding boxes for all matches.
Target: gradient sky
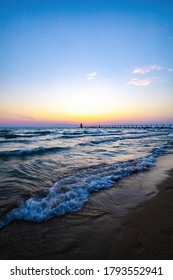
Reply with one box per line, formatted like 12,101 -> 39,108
0,0 -> 173,126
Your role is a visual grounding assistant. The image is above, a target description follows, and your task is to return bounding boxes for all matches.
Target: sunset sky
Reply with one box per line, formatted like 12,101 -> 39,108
0,0 -> 173,126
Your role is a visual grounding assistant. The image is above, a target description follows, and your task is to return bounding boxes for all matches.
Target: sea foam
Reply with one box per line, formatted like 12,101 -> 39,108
0,147 -> 165,228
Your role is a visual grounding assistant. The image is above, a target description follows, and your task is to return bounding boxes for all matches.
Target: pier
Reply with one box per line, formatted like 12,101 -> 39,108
80,124 -> 173,129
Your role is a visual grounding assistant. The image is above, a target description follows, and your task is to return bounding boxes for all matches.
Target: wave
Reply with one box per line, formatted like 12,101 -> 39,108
79,137 -> 119,146
62,130 -> 101,138
61,134 -> 85,139
62,129 -> 122,137
0,139 -> 31,144
0,146 -> 69,157
30,130 -> 54,136
79,132 -> 170,147
0,146 -> 165,228
124,132 -> 168,140
4,134 -> 19,139
126,130 -> 148,134
90,137 -> 119,145
0,129 -> 54,140
0,129 -> 10,132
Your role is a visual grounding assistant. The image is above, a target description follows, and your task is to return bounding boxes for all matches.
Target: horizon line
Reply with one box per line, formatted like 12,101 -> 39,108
0,122 -> 173,128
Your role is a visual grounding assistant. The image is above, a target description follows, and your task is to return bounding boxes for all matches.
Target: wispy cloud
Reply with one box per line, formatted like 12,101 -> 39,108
87,72 -> 97,80
15,114 -> 34,120
128,78 -> 152,87
132,65 -> 163,74
129,64 -> 173,86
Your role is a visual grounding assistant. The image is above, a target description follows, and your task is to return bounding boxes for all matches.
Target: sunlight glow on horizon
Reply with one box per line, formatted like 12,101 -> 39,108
0,1 -> 173,127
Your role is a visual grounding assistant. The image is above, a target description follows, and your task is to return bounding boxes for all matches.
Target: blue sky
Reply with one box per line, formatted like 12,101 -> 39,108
0,0 -> 173,126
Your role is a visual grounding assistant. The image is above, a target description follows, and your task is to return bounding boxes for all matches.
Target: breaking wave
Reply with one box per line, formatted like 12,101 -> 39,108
0,146 -> 69,157
0,147 -> 165,228
0,130 -> 54,139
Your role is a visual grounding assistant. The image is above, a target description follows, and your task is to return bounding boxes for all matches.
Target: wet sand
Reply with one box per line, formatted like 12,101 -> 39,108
111,168 -> 173,259
0,155 -> 173,260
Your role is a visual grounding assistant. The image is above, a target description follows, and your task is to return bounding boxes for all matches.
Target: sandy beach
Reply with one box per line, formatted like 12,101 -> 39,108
0,155 -> 173,260
111,168 -> 173,259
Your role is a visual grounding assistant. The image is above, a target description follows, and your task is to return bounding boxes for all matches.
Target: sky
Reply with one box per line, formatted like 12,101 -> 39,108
0,0 -> 173,126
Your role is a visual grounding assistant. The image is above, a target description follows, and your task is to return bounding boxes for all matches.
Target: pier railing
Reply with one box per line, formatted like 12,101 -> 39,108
80,124 -> 173,129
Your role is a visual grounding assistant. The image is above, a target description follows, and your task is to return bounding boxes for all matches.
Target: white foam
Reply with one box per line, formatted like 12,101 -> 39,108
0,147 -> 166,228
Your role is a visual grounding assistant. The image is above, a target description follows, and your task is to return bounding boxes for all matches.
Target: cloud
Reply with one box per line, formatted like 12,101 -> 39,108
128,78 -> 152,86
132,67 -> 151,74
149,65 -> 163,71
129,64 -> 172,87
16,114 -> 34,120
87,72 -> 97,80
132,65 -> 163,74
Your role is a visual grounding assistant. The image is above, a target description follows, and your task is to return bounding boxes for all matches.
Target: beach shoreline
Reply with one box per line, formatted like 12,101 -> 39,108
0,154 -> 173,260
111,168 -> 173,259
